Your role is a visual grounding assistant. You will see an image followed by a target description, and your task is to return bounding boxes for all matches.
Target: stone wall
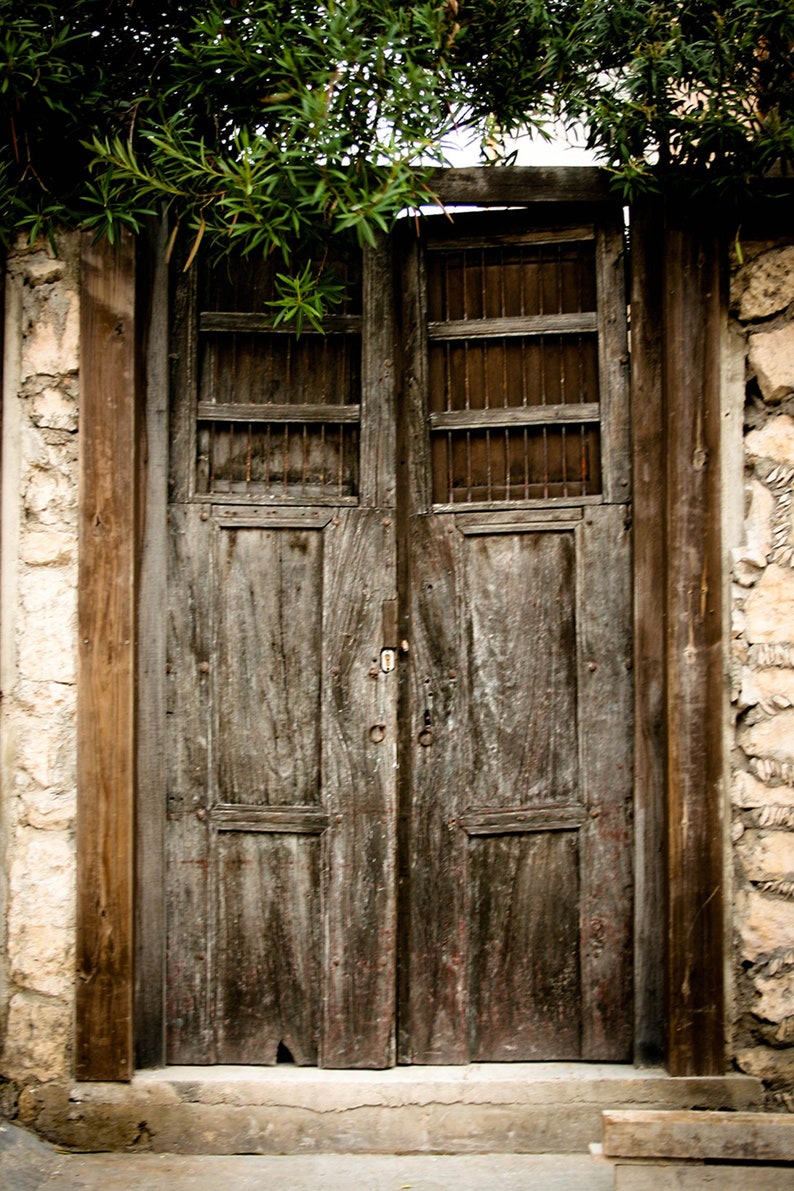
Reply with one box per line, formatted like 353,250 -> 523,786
730,239 -> 794,1106
0,236 -> 80,1092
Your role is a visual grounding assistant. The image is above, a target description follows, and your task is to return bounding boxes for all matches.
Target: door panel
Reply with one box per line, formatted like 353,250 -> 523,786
399,512 -> 631,1063
166,209 -> 632,1068
166,505 -> 398,1066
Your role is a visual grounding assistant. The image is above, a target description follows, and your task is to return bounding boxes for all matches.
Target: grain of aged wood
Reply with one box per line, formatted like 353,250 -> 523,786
663,211 -> 725,1077
398,207 -> 632,1064
426,166 -> 613,206
603,1110 -> 794,1162
76,231 -> 137,1081
629,200 -> 666,1066
135,220 -> 170,1067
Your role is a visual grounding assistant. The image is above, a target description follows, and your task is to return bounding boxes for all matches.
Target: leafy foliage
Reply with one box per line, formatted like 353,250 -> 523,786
1,1 -> 792,316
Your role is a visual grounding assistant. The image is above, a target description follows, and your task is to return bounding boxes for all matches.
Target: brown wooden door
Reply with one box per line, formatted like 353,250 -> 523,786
396,210 -> 633,1063
165,208 -> 633,1067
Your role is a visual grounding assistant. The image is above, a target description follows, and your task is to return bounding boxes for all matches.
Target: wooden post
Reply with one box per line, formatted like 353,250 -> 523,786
75,232 -> 137,1081
662,205 -> 725,1075
630,199 -> 667,1066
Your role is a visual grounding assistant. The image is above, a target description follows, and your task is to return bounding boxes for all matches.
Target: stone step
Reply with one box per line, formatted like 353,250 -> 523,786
19,1065 -> 763,1155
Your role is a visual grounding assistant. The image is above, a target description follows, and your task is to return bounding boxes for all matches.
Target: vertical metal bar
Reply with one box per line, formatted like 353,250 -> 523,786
338,423 -> 345,497
301,422 -> 308,496
561,425 -> 568,497
265,423 -> 271,496
542,426 -> 549,499
447,430 -> 454,502
465,431 -> 472,502
282,424 -> 289,495
245,422 -> 252,489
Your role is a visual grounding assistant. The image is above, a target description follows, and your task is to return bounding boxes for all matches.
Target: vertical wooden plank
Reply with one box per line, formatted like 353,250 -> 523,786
321,508 -> 398,1068
135,221 -> 169,1068
165,505 -> 213,1064
597,213 -> 631,504
630,199 -> 667,1066
360,237 -> 396,510
399,513 -> 469,1064
663,210 -> 725,1076
76,232 -> 137,1081
577,505 -> 634,1061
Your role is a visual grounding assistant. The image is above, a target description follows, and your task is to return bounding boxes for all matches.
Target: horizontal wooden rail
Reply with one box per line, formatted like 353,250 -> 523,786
200,312 -> 362,334
212,805 -> 331,834
197,401 -> 361,424
427,312 -> 597,339
459,805 -> 588,835
429,402 -> 600,432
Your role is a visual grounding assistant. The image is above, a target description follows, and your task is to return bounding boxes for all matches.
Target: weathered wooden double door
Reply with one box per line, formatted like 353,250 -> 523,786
166,206 -> 633,1068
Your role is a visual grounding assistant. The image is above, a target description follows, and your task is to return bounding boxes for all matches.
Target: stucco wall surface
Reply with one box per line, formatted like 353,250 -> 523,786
0,237 -> 80,1089
731,239 -> 794,1106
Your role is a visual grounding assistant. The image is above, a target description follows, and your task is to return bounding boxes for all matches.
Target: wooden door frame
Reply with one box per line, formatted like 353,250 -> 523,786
75,169 -> 726,1079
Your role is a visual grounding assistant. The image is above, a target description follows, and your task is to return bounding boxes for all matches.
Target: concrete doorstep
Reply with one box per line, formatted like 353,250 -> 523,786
0,1121 -> 612,1191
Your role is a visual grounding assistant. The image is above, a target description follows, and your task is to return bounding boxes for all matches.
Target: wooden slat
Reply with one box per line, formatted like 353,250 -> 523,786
213,506 -> 334,529
427,226 -> 594,250
425,166 -> 613,205
577,505 -> 633,1061
212,805 -> 330,833
595,214 -> 631,503
603,1110 -> 794,1163
199,311 -> 362,334
455,508 -> 581,534
663,210 -> 725,1077
359,236 -> 397,508
630,199 -> 666,1066
197,401 -> 361,424
432,494 -> 602,514
165,505 -> 213,1064
76,231 -> 137,1081
460,806 -> 587,834
427,312 -> 597,339
135,219 -> 169,1068
429,403 -> 600,431
321,508 -> 398,1067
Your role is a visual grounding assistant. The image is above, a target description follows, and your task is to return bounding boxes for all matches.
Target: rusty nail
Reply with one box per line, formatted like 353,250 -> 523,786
199,661 -> 210,673
587,661 -> 597,672
382,517 -> 392,527
331,666 -> 340,676
200,510 -> 209,521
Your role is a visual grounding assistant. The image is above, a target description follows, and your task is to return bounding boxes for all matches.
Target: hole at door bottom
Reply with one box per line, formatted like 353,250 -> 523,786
276,1040 -> 295,1064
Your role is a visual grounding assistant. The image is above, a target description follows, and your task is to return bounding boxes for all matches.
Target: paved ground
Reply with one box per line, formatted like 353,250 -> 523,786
1,1120 -> 613,1190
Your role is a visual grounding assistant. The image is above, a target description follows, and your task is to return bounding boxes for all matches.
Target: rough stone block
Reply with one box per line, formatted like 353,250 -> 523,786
20,289 -> 79,379
8,827 -> 75,933
739,708 -> 794,764
755,972 -> 794,1024
739,246 -> 794,320
737,829 -> 794,881
746,414 -> 794,466
8,922 -> 74,999
739,666 -> 794,711
733,769 -> 794,810
29,385 -> 78,433
1,994 -> 71,1082
738,888 -> 794,960
743,565 -> 794,645
749,325 -> 794,403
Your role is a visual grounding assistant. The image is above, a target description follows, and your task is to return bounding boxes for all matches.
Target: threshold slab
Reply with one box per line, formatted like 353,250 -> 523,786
21,1065 -> 763,1155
